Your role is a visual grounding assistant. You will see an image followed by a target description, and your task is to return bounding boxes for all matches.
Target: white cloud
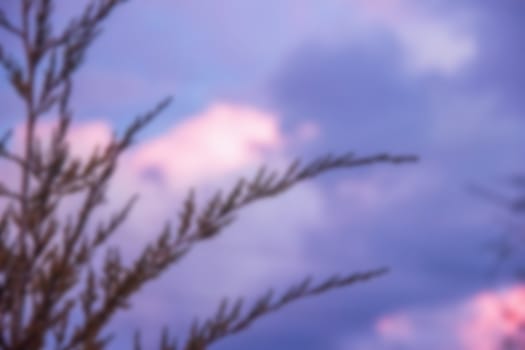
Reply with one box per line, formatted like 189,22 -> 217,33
353,0 -> 478,76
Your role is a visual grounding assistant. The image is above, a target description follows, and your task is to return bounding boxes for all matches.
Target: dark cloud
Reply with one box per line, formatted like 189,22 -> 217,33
268,37 -> 432,155
256,3 -> 525,346
440,0 -> 525,117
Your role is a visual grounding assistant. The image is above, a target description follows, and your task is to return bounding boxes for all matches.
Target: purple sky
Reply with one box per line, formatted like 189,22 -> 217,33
1,0 -> 525,349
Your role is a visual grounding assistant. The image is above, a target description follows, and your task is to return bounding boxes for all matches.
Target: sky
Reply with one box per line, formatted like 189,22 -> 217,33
1,0 -> 525,349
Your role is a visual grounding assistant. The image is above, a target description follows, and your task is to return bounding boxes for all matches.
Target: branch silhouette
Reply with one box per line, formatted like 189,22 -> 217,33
0,1 -> 418,349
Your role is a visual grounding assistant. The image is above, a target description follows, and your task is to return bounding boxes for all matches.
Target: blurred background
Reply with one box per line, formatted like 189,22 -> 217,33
1,0 -> 525,349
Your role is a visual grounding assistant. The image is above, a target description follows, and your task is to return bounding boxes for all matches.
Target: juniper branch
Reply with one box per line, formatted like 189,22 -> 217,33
184,268 -> 388,349
0,1 -> 419,349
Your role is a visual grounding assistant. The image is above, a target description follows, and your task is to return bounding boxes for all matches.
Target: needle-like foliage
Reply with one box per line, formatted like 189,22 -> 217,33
0,1 -> 418,349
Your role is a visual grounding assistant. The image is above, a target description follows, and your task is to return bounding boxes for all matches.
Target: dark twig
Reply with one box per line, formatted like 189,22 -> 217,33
184,268 -> 388,349
0,1 -> 418,349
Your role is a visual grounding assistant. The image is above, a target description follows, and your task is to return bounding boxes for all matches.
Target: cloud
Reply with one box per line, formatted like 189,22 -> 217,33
1,118 -> 112,207
4,102 -> 286,240
112,102 -> 332,311
9,101 -> 285,193
129,102 -> 284,191
339,284 -> 525,350
460,286 -> 525,350
269,37 -> 432,155
352,0 -> 478,76
12,118 -> 113,159
453,1 -> 525,116
375,313 -> 413,340
3,2 -> 524,349
7,103 -> 337,332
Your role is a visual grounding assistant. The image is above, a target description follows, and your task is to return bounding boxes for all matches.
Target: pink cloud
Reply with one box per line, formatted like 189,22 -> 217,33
1,119 -> 112,212
460,286 -> 525,350
129,102 -> 284,190
13,118 -> 112,159
6,103 -> 338,336
294,120 -> 320,143
11,101 -> 285,192
376,313 -> 413,340
8,102 -> 316,239
344,284 -> 525,350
